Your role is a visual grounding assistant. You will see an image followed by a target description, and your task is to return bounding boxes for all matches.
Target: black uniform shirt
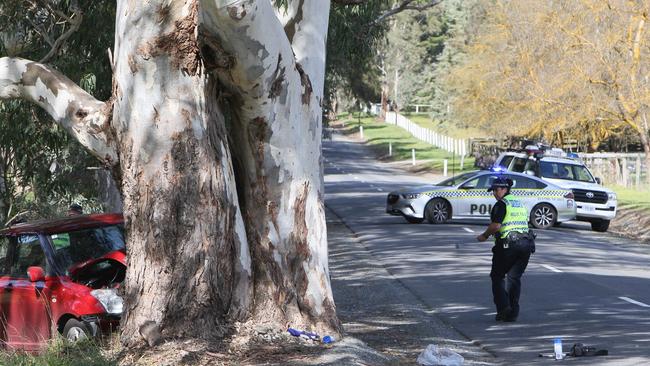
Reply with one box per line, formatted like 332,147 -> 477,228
490,200 -> 507,224
490,198 -> 508,242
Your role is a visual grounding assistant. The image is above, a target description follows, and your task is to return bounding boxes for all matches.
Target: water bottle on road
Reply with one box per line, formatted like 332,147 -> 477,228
554,338 -> 563,360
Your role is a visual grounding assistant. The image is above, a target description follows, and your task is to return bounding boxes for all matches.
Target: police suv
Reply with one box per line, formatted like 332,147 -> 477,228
386,170 -> 576,229
494,146 -> 616,232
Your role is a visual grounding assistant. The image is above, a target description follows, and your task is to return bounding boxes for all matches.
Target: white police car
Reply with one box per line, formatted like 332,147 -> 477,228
386,170 -> 576,229
495,146 -> 617,232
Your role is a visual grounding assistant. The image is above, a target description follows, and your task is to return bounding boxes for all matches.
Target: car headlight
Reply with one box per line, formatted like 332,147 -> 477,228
608,192 -> 617,201
90,289 -> 123,315
402,193 -> 421,199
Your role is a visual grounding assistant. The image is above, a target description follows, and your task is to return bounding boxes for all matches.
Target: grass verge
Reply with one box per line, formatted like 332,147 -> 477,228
610,185 -> 650,213
336,114 -> 475,175
0,339 -> 117,366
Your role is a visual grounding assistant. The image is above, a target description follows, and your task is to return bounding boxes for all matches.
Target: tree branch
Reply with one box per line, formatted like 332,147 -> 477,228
199,0 -> 297,97
39,9 -> 83,63
0,57 -> 118,166
372,0 -> 442,25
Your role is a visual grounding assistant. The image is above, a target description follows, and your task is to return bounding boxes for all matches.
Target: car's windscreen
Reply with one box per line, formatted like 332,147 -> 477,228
49,225 -> 125,274
539,162 -> 594,182
436,171 -> 478,186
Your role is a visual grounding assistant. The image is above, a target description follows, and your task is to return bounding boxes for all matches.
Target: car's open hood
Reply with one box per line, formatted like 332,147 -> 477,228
68,249 -> 126,275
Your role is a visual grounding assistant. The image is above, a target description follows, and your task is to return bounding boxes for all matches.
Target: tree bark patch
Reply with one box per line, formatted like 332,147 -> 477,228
295,63 -> 313,105
137,2 -> 201,75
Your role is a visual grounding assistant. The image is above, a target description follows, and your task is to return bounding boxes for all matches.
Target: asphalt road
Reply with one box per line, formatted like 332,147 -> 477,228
324,134 -> 650,365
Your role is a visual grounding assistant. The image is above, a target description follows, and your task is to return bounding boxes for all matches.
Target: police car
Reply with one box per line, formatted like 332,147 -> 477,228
494,146 -> 617,232
386,170 -> 576,229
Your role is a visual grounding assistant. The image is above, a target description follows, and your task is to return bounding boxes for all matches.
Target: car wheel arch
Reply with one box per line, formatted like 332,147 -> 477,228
530,202 -> 557,229
424,197 -> 453,224
57,314 -> 78,335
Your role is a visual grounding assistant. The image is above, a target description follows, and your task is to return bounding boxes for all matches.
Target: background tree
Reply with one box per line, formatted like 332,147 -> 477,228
0,1 -> 117,222
446,0 -> 650,180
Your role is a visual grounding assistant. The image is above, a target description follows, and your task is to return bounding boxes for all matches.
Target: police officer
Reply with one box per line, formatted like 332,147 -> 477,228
476,177 -> 535,322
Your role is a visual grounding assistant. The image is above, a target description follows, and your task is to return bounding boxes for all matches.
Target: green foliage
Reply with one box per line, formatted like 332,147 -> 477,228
0,2 -> 116,221
0,339 -> 117,366
326,1 -> 389,107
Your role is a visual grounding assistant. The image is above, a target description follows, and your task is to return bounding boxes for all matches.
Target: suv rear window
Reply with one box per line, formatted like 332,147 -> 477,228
498,156 -> 514,169
511,158 -> 528,172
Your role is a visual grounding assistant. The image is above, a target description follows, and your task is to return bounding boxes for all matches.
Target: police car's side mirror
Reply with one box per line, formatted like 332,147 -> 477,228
525,170 -> 535,176
595,177 -> 602,185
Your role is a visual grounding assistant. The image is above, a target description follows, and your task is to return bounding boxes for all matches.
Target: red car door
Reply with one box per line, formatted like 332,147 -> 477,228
0,235 -> 51,351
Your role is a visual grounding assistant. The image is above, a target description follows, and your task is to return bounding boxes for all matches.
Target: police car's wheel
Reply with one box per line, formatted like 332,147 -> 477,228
404,216 -> 424,224
530,203 -> 556,229
425,198 -> 450,224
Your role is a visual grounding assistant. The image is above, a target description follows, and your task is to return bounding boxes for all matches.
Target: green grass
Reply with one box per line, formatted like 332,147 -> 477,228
338,115 -> 475,175
0,339 -> 117,366
610,185 -> 650,213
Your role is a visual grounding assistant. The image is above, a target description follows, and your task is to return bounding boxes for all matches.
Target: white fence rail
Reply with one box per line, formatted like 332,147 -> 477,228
579,152 -> 647,188
384,112 -> 468,156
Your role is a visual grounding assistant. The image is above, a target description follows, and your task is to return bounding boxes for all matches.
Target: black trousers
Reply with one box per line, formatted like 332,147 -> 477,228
490,238 -> 532,318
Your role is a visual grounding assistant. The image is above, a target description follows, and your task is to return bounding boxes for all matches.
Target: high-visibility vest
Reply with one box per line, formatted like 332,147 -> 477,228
497,194 -> 529,241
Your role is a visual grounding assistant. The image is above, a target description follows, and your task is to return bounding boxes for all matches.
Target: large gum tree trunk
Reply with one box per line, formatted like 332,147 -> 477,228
201,0 -> 339,333
0,0 -> 339,346
112,0 -> 251,345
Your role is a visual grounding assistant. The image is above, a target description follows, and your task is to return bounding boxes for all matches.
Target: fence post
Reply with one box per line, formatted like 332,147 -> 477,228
622,157 -> 628,187
360,126 -> 364,140
389,142 -> 392,157
412,149 -> 416,166
460,155 -> 465,171
636,155 -> 641,187
444,159 -> 448,176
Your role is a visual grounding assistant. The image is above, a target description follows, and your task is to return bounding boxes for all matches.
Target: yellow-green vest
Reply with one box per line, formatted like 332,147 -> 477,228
497,195 -> 529,241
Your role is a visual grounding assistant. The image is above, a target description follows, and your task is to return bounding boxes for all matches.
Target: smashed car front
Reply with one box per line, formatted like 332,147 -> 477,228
48,224 -> 126,335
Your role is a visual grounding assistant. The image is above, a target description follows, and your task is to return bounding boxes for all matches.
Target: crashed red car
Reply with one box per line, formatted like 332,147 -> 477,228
0,213 -> 125,351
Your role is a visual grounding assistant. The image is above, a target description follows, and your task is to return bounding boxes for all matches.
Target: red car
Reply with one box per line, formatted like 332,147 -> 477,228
0,213 -> 125,351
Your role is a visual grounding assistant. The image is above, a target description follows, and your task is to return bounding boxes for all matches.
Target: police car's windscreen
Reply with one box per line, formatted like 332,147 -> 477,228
437,171 -> 479,186
539,162 -> 595,182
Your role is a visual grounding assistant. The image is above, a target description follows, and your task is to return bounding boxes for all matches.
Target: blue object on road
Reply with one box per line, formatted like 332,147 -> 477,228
288,327 -> 320,341
322,335 -> 334,344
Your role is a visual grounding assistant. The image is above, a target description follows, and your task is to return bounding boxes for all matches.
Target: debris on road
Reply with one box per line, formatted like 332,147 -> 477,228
417,344 -> 465,366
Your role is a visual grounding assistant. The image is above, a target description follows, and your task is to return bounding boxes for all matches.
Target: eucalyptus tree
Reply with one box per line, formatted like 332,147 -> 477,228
0,0 -> 450,348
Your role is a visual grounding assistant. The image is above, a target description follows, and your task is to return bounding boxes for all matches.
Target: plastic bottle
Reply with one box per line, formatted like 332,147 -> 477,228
287,327 -> 320,341
554,338 -> 563,360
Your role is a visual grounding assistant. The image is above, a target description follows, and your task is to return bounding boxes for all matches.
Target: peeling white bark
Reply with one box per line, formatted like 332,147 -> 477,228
0,57 -> 118,165
200,0 -> 338,333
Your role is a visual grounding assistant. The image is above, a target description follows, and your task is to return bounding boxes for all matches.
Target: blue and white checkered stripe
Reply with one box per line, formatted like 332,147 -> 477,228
422,189 -> 568,199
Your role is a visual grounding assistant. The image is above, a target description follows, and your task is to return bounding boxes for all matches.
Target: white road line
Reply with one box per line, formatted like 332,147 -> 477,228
540,264 -> 563,273
619,297 -> 650,308
353,176 -> 360,180
463,227 -> 475,233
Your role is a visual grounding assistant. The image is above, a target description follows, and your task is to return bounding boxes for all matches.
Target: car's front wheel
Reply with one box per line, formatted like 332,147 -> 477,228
530,203 -> 556,229
591,219 -> 610,232
63,318 -> 92,342
425,198 -> 451,224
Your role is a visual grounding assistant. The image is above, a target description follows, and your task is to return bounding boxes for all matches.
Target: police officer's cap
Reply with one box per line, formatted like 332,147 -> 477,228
487,177 -> 513,192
